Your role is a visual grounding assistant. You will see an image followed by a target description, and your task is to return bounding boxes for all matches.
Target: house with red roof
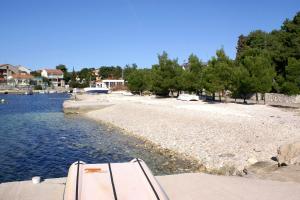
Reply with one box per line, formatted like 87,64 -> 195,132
10,74 -> 34,86
41,69 -> 65,87
0,64 -> 39,87
0,64 -> 19,83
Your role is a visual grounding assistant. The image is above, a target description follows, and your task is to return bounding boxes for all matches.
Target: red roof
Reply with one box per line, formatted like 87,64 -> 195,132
12,74 -> 33,79
44,69 -> 64,75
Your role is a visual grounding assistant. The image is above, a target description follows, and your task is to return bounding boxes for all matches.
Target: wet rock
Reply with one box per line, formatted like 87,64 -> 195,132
277,141 -> 300,166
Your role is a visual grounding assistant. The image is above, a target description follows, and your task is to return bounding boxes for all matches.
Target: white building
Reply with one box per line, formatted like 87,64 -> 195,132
102,79 -> 125,89
41,69 -> 65,87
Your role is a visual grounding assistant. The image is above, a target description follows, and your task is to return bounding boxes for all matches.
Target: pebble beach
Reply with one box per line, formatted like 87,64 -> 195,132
64,93 -> 300,174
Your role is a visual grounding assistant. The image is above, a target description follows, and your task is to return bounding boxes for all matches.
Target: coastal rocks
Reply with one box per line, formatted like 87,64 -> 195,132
245,161 -> 279,176
247,157 -> 258,165
245,161 -> 300,183
277,141 -> 300,166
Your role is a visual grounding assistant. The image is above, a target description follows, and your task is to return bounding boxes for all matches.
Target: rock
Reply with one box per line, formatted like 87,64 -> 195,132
247,157 -> 258,165
277,141 -> 300,166
218,153 -> 235,158
246,161 -> 278,175
253,148 -> 261,152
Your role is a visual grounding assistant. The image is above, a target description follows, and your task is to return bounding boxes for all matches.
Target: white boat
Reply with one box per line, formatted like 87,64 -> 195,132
84,82 -> 109,94
64,159 -> 169,200
24,90 -> 33,95
177,93 -> 199,101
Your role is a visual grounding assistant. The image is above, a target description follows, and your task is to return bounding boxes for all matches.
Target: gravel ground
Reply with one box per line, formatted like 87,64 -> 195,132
65,94 -> 300,173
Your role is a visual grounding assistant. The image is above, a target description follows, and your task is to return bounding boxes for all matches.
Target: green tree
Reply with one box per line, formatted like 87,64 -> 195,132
286,58 -> 300,87
127,69 -> 151,95
203,49 -> 234,101
151,52 -> 182,96
69,67 -> 78,88
281,12 -> 300,60
281,82 -> 299,95
235,11 -> 300,94
56,64 -> 71,83
99,66 -> 122,79
236,35 -> 247,60
123,64 -> 138,80
56,64 -> 67,73
182,54 -> 204,93
236,30 -> 271,61
241,52 -> 276,102
202,66 -> 223,101
231,66 -> 255,103
177,70 -> 197,93
30,70 -> 41,77
78,68 -> 96,84
282,57 -> 300,95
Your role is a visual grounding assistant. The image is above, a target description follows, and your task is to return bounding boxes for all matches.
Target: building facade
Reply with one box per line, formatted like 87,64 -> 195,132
102,79 -> 125,89
9,74 -> 33,86
0,64 -> 19,83
41,69 -> 65,87
17,66 -> 31,74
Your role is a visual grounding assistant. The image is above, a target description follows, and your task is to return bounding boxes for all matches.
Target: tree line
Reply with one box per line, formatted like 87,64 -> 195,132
126,11 -> 300,101
33,11 -> 300,101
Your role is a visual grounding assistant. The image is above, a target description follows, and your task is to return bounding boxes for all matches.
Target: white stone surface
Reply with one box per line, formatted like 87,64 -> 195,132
1,174 -> 300,200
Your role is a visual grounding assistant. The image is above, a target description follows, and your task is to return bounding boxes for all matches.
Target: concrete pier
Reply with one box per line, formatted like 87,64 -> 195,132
1,173 -> 300,200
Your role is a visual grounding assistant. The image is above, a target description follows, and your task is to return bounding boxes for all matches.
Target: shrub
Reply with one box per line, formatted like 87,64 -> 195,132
281,82 -> 299,95
34,85 -> 43,90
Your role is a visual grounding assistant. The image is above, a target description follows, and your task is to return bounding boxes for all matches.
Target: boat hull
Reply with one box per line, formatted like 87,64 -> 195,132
64,159 -> 169,200
84,88 -> 109,94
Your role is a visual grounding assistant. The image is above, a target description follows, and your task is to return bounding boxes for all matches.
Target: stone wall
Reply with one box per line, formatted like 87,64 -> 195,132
249,93 -> 263,101
265,93 -> 300,106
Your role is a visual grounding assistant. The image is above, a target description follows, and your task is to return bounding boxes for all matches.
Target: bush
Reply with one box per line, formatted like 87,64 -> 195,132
69,81 -> 89,89
34,85 -> 43,90
281,82 -> 299,95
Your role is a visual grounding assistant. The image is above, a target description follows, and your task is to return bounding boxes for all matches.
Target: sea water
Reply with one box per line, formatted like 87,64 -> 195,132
0,93 -> 197,182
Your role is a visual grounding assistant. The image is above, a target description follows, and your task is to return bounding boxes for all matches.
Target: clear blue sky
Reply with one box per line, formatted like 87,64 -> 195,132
0,0 -> 299,70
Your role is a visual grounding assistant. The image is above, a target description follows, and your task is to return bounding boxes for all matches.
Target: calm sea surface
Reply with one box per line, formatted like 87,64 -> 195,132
0,94 -> 197,183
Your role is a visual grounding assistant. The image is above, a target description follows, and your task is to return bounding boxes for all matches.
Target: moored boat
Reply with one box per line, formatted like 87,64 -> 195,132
24,90 -> 33,95
64,159 -> 169,200
84,82 -> 109,94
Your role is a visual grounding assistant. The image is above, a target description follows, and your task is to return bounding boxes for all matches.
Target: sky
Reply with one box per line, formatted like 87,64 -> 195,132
0,0 -> 299,70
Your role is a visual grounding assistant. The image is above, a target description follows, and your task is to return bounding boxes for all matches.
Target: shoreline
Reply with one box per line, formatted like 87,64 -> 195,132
85,116 -> 207,173
63,93 -> 300,177
82,110 -> 244,176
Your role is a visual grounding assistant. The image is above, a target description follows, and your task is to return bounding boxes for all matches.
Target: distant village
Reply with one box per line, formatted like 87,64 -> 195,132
0,64 -> 65,89
0,64 -> 125,91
